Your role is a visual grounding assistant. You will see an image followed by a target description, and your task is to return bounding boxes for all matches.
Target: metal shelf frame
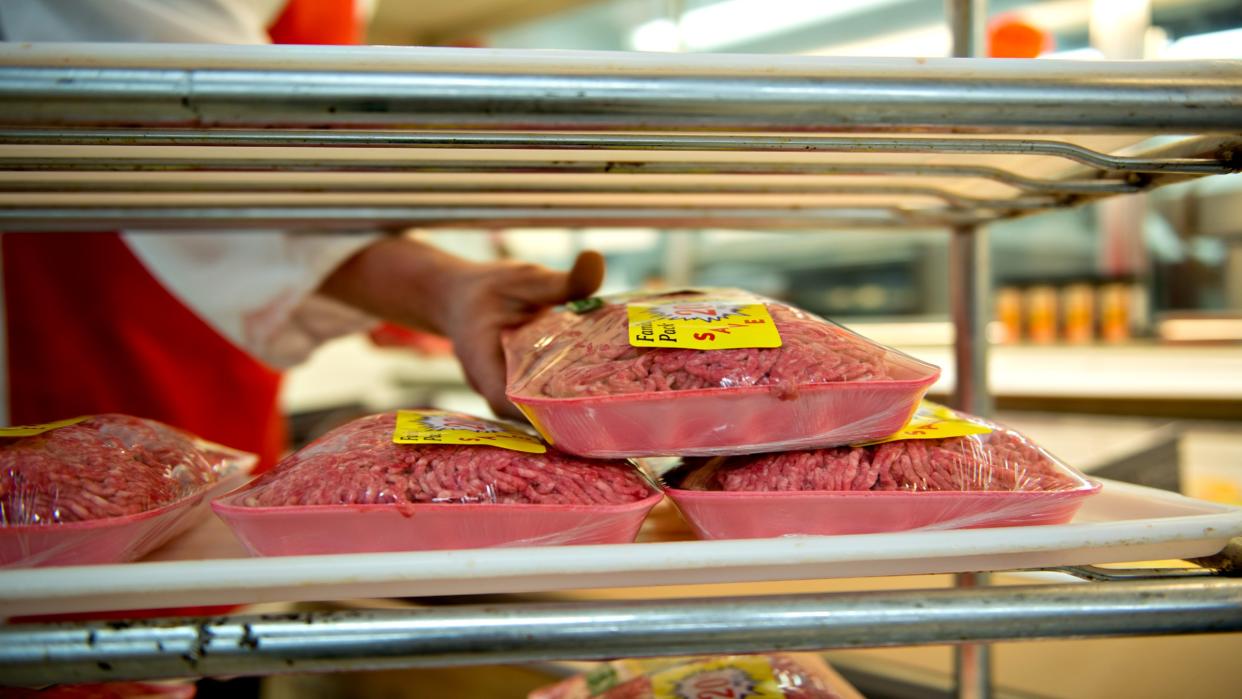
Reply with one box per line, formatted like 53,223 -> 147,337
2,573 -> 1242,687
2,1 -> 1241,696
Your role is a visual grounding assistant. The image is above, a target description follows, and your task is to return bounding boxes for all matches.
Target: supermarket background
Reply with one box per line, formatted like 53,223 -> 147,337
28,1 -> 1242,698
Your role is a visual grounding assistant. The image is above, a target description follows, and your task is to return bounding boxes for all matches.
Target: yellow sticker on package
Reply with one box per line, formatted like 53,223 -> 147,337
627,298 -> 782,350
392,410 -> 546,453
854,400 -> 993,446
650,656 -> 785,699
0,416 -> 89,438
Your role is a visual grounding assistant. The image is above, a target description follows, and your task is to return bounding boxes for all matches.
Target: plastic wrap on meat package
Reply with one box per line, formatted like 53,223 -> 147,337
504,288 -> 939,458
663,402 -> 1100,538
0,414 -> 254,568
529,653 -> 864,699
212,409 -> 662,556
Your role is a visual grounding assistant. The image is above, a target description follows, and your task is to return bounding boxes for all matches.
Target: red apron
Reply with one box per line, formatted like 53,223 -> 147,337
2,0 -> 360,473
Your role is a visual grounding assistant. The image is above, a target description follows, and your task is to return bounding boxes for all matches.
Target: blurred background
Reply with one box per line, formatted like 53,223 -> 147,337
261,2 -> 1242,697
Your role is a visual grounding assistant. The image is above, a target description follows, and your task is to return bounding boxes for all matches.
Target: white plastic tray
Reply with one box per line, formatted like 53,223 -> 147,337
0,479 -> 1237,617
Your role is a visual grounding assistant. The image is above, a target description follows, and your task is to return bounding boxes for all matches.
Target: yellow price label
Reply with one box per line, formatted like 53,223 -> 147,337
855,400 -> 993,447
0,416 -> 89,438
650,656 -> 785,699
627,299 -> 782,350
392,410 -> 546,453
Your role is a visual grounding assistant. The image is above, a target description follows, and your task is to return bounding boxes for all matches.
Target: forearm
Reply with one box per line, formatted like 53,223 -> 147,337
317,236 -> 470,336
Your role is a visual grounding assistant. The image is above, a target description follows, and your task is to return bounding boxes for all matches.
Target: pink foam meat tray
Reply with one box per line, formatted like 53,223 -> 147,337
665,480 -> 1103,539
511,354 -> 940,459
212,486 -> 665,556
0,474 -> 245,568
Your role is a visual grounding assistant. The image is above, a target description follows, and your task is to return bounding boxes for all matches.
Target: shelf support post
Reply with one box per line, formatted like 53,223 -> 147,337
948,3 -> 992,699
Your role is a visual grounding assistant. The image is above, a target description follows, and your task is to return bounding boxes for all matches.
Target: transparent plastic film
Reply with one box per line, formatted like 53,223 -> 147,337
213,410 -> 661,556
503,288 -> 939,458
0,414 -> 255,567
664,403 -> 1100,538
529,653 -> 862,699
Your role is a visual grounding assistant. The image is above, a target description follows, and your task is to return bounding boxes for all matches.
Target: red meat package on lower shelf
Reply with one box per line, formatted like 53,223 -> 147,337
529,653 -> 864,699
0,414 -> 254,567
662,402 -> 1100,538
504,288 -> 939,458
212,409 -> 661,556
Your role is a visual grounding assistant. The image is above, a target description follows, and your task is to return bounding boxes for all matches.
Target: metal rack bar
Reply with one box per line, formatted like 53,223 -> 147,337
0,158 -> 1145,194
2,579 -> 1239,686
0,157 -> 1152,203
0,131 -> 1233,175
2,132 -> 1232,230
950,223 -> 994,416
948,2 -> 992,697
2,61 -> 1239,133
0,206 -> 988,231
0,179 -> 1064,212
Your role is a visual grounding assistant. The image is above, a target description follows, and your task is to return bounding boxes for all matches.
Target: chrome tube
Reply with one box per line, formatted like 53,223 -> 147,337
0,131 -> 1232,175
1,64 -> 1239,133
1,579 -> 1239,685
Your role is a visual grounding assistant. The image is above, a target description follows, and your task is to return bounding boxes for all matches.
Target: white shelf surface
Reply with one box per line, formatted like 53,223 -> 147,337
0,480 -> 1237,618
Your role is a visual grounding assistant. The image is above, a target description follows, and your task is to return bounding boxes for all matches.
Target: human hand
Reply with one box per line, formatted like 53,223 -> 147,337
320,237 -> 604,418
435,249 -> 604,418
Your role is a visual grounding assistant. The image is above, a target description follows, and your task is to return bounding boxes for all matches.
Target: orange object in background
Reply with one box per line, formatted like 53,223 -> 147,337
1061,283 -> 1096,344
1099,282 -> 1133,343
988,14 -> 1054,58
995,286 -> 1024,344
268,0 -> 361,45
368,322 -> 455,356
1024,285 -> 1059,345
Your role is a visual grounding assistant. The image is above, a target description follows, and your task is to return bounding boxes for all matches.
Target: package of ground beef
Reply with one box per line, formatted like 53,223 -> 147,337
663,402 -> 1099,538
0,414 -> 254,567
504,288 -> 939,458
529,653 -> 864,699
212,410 -> 661,556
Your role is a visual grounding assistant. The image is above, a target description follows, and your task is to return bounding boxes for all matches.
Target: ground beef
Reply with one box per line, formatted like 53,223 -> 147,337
531,654 -> 848,699
506,291 -> 892,400
239,412 -> 652,507
675,425 -> 1078,493
0,414 -> 222,525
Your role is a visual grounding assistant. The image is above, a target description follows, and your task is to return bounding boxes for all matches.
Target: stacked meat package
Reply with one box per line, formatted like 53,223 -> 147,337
213,409 -> 661,555
504,289 -> 1098,537
529,653 -> 864,699
0,415 -> 254,566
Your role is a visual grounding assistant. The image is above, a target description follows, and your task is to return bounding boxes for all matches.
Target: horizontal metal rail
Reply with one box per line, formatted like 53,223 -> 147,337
0,158 -> 1142,195
0,131 -> 1234,175
0,179 -> 1063,211
0,205 -> 985,230
1,60 -> 1240,133
1,579 -> 1239,685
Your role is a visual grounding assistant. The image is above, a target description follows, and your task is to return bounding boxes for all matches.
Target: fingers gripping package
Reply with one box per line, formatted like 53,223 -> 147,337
212,410 -> 662,556
529,653 -> 864,699
0,415 -> 254,567
664,402 -> 1100,539
504,289 -> 939,458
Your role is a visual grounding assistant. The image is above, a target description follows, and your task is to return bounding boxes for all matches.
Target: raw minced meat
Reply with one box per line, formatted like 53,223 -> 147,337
530,653 -> 852,699
1,414 -> 224,525
674,425 -> 1079,493
505,290 -> 893,400
239,412 -> 652,507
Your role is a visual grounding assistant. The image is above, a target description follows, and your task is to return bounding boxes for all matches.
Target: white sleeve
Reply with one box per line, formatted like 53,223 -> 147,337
4,0 -> 389,368
123,231 -> 382,368
0,0 -> 285,43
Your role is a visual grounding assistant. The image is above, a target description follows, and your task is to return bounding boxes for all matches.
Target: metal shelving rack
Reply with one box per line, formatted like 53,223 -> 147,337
1,1 -> 1241,696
